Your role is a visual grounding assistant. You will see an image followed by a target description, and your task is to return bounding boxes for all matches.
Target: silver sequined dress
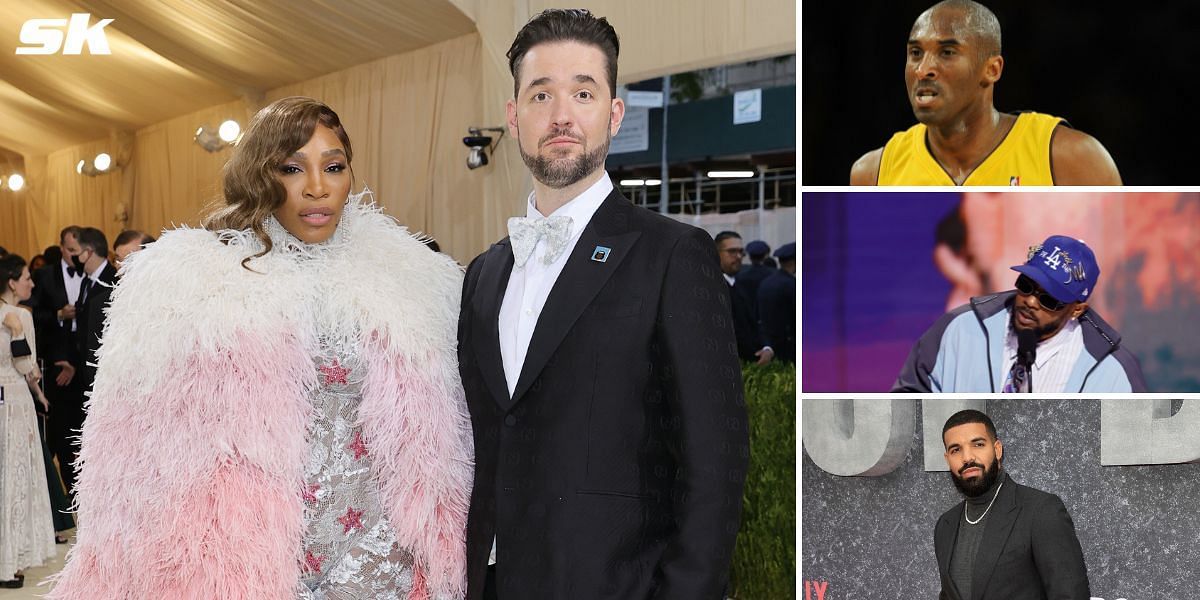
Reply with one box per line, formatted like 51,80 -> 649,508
267,217 -> 416,600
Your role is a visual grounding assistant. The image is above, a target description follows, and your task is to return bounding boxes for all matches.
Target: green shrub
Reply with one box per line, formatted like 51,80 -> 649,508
730,361 -> 796,599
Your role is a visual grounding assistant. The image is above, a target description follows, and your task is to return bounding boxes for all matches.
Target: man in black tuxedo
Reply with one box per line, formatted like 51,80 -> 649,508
758,243 -> 795,363
458,9 -> 748,600
72,228 -> 118,395
715,231 -> 773,365
29,225 -> 87,500
936,410 -> 1090,600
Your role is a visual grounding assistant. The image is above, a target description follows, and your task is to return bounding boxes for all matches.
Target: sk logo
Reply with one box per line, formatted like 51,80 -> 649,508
1009,176 -> 1020,186
16,13 -> 113,55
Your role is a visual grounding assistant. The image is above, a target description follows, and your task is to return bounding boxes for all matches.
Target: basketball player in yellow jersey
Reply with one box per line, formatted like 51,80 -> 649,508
850,0 -> 1121,186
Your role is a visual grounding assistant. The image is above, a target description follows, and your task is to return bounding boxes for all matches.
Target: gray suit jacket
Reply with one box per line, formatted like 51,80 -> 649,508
934,473 -> 1091,600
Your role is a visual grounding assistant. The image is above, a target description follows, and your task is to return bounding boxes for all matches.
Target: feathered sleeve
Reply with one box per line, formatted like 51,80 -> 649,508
356,239 -> 473,600
47,230 -> 314,600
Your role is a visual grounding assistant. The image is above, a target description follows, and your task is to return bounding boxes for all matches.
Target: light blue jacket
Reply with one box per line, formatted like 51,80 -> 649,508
893,291 -> 1147,393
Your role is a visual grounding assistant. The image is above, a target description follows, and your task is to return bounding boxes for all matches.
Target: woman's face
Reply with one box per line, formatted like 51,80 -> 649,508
8,267 -> 34,302
272,124 -> 351,244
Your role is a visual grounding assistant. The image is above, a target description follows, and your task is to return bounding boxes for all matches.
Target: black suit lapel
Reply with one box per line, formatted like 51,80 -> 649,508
508,190 -> 641,406
473,241 -> 516,409
970,473 -> 1020,600
936,506 -> 963,600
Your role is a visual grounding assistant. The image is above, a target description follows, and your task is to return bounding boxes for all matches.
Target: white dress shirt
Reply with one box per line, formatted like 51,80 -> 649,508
498,173 -> 612,397
61,259 -> 84,331
1001,313 -> 1085,393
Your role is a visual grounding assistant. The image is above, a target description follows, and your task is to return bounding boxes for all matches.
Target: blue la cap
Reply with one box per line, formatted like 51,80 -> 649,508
773,242 -> 795,261
1010,235 -> 1100,304
746,240 -> 770,258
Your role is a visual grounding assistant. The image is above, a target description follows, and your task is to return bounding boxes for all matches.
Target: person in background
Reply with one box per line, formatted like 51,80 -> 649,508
110,230 -> 156,271
0,254 -> 57,588
758,242 -> 796,363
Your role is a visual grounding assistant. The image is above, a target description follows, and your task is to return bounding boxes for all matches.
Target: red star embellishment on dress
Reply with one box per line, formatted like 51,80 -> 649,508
338,506 -> 365,533
301,483 -> 320,504
347,430 -> 369,460
304,550 -> 326,572
319,359 -> 350,385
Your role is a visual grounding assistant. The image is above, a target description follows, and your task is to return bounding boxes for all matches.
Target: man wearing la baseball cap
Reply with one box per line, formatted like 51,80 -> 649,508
894,235 -> 1146,392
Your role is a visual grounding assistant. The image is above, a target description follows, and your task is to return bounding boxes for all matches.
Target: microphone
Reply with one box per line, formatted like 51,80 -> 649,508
1016,329 -> 1038,393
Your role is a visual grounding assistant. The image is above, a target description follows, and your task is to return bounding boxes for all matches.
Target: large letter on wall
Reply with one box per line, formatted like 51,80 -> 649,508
1102,399 -> 1200,465
922,399 -> 987,472
803,399 -> 916,476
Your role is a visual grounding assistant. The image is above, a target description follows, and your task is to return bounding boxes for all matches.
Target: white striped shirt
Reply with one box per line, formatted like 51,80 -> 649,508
1001,313 -> 1085,393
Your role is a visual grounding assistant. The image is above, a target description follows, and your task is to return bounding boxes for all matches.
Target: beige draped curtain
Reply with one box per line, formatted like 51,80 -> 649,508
1,0 -> 795,263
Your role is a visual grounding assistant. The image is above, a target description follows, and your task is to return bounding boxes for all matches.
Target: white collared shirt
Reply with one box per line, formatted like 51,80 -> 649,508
83,260 -> 111,296
498,173 -> 612,397
61,259 -> 84,331
1001,314 -> 1085,393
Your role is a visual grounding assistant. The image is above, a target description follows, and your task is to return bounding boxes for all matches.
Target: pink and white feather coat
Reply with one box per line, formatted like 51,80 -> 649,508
47,197 -> 473,600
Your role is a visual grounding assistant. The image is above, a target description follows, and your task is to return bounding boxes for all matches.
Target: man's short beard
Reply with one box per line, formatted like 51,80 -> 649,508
1009,308 -> 1065,340
519,129 -> 610,190
949,455 -> 1001,498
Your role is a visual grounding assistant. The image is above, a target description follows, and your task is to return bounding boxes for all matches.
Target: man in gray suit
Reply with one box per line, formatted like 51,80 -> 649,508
935,409 -> 1090,600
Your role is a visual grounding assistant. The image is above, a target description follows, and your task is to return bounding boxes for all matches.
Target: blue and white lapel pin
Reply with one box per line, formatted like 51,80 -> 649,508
590,246 -> 612,263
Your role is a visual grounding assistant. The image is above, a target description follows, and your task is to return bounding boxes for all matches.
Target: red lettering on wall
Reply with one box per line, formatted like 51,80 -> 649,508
804,580 -> 830,600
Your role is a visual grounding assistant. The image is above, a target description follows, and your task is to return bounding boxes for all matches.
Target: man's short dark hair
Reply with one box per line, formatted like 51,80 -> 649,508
77,227 -> 109,258
714,231 -> 743,245
60,225 -> 82,244
507,8 -> 620,98
113,229 -> 152,250
942,409 -> 998,443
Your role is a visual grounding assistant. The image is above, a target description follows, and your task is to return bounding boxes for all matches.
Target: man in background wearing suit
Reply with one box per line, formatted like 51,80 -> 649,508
936,409 -> 1090,600
29,225 -> 86,501
72,228 -> 117,398
458,9 -> 749,600
715,231 -> 773,365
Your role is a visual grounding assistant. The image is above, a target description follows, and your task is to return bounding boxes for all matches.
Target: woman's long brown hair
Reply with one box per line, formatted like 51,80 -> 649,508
201,97 -> 353,269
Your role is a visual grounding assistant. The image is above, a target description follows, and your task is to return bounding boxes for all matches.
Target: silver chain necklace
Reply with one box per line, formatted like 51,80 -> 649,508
964,479 -> 1004,525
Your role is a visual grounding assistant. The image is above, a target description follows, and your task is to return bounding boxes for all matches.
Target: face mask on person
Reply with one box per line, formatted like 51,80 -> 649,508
71,250 -> 88,272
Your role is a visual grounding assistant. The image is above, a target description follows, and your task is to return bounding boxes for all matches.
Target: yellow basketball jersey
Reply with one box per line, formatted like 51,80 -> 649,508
877,112 -> 1063,186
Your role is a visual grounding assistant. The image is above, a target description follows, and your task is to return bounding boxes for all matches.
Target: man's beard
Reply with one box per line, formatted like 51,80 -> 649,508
1010,306 -> 1067,340
949,456 -> 1001,498
519,127 -> 610,189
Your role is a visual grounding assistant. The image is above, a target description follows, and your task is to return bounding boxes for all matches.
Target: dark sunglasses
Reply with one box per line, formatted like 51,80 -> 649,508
1015,275 -> 1066,312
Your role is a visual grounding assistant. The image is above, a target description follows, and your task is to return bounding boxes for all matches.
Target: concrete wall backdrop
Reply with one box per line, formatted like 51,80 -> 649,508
801,399 -> 1200,600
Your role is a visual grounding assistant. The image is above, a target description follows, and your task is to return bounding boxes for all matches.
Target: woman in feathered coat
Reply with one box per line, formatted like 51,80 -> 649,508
48,97 -> 473,600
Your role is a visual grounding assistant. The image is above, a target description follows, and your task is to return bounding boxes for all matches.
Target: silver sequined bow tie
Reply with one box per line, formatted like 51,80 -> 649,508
508,215 -> 573,268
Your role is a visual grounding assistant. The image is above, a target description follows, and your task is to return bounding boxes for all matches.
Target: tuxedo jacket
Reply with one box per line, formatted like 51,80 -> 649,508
458,188 -> 749,600
29,263 -> 76,365
729,278 -> 768,361
934,473 -> 1091,600
75,262 -> 119,390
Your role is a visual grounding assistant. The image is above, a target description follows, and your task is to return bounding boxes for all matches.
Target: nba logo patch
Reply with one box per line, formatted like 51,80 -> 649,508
1009,176 -> 1021,186
591,246 -> 611,262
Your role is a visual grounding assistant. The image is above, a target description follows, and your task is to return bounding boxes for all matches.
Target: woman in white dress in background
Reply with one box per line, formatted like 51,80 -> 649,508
0,253 -> 56,589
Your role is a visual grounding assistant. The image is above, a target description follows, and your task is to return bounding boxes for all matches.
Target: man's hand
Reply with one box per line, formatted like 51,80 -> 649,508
754,346 -> 775,366
58,304 -> 76,321
54,361 -> 76,387
1,312 -> 22,337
